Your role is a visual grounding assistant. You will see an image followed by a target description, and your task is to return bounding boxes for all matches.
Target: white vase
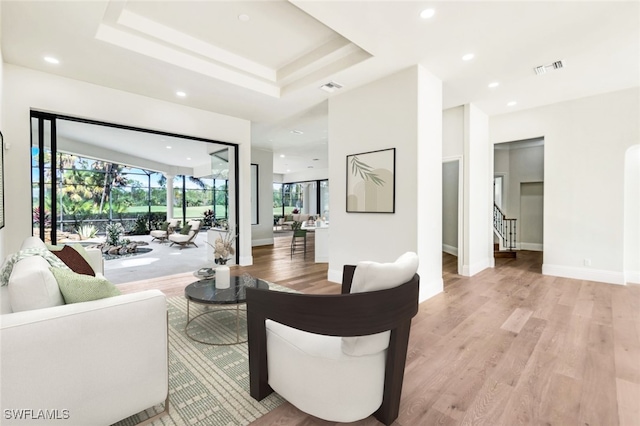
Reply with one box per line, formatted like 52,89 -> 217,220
216,265 -> 230,289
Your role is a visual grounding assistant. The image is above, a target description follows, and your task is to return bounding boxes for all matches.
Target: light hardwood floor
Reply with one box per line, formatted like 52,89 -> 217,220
120,234 -> 640,426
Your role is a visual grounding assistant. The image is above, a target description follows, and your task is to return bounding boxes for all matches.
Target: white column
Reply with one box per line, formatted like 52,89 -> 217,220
164,173 -> 174,220
462,103 -> 492,276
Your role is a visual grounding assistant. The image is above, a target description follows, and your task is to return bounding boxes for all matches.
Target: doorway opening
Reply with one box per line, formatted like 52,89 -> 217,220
30,111 -> 240,283
493,137 -> 544,262
442,157 -> 463,274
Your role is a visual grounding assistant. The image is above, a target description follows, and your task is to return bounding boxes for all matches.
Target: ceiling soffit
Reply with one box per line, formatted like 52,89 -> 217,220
95,1 -> 371,98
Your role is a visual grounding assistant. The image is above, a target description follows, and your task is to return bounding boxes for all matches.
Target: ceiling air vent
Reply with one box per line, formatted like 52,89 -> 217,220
534,60 -> 565,75
320,81 -> 343,93
534,66 -> 547,75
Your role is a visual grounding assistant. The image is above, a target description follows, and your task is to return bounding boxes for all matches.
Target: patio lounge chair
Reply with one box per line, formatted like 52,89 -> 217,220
168,220 -> 201,249
150,218 -> 180,243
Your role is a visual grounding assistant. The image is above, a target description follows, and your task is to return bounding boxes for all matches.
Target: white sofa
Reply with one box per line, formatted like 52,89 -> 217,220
0,237 -> 168,425
279,214 -> 311,230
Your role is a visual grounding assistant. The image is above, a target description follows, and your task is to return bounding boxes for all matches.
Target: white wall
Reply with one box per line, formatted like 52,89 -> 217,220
624,145 -> 640,284
328,65 -> 443,301
0,21 -> 5,263
443,106 -> 464,158
491,88 -> 640,285
251,147 -> 275,246
2,64 -> 253,264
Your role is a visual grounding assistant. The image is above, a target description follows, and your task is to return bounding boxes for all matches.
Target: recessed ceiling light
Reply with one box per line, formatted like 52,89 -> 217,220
290,130 -> 304,135
488,82 -> 499,88
176,91 -> 186,97
44,56 -> 59,64
186,157 -> 191,160
507,101 -> 517,107
420,9 -> 435,19
286,169 -> 290,173
280,154 -> 285,158
166,146 -> 172,149
238,14 -> 250,22
462,53 -> 475,61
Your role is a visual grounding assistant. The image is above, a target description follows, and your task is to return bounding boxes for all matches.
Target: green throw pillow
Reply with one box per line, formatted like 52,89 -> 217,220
160,221 -> 170,231
180,224 -> 192,235
50,267 -> 121,304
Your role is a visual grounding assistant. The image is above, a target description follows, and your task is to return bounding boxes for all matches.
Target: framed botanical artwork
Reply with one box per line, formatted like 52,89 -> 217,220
346,148 -> 395,213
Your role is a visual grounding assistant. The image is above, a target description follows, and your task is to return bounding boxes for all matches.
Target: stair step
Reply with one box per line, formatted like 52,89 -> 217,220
494,250 -> 517,259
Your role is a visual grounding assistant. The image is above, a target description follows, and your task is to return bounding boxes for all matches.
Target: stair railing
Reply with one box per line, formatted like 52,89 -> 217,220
493,204 -> 517,251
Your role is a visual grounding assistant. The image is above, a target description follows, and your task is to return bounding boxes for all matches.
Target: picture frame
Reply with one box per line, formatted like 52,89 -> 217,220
0,131 -> 4,229
346,148 -> 395,213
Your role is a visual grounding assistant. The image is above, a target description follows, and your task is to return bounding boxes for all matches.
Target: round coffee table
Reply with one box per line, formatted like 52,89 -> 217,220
184,275 -> 269,345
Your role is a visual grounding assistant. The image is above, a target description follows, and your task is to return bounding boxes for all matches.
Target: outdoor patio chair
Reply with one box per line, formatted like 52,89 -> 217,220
150,218 -> 180,243
168,220 -> 201,249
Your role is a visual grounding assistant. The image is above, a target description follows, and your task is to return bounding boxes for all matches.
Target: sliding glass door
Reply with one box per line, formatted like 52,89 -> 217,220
31,112 -> 57,243
29,111 -> 240,262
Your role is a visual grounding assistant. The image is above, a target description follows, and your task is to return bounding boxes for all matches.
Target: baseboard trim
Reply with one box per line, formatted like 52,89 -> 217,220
328,268 -> 342,284
442,244 -> 458,256
520,242 -> 543,251
542,264 -> 625,285
419,277 -> 443,303
251,238 -> 274,247
462,258 -> 492,277
624,271 -> 640,285
239,255 -> 253,266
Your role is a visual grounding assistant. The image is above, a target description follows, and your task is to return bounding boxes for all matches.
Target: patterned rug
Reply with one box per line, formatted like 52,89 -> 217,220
113,283 -> 294,426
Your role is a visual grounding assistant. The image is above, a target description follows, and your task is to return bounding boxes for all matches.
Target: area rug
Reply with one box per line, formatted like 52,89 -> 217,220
113,283 -> 295,426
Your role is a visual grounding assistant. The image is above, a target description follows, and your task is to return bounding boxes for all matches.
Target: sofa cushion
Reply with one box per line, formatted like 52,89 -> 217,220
160,221 -> 170,231
266,319 -> 386,422
52,245 -> 95,276
180,224 -> 192,235
341,252 -> 419,356
8,256 -> 65,313
50,268 -> 121,304
20,236 -> 48,250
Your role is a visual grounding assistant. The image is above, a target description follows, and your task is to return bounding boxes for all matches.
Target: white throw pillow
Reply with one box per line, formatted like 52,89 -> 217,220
341,252 -> 419,357
8,256 -> 65,312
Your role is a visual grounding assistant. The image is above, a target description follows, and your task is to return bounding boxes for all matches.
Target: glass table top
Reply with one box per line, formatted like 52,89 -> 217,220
185,275 -> 269,305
